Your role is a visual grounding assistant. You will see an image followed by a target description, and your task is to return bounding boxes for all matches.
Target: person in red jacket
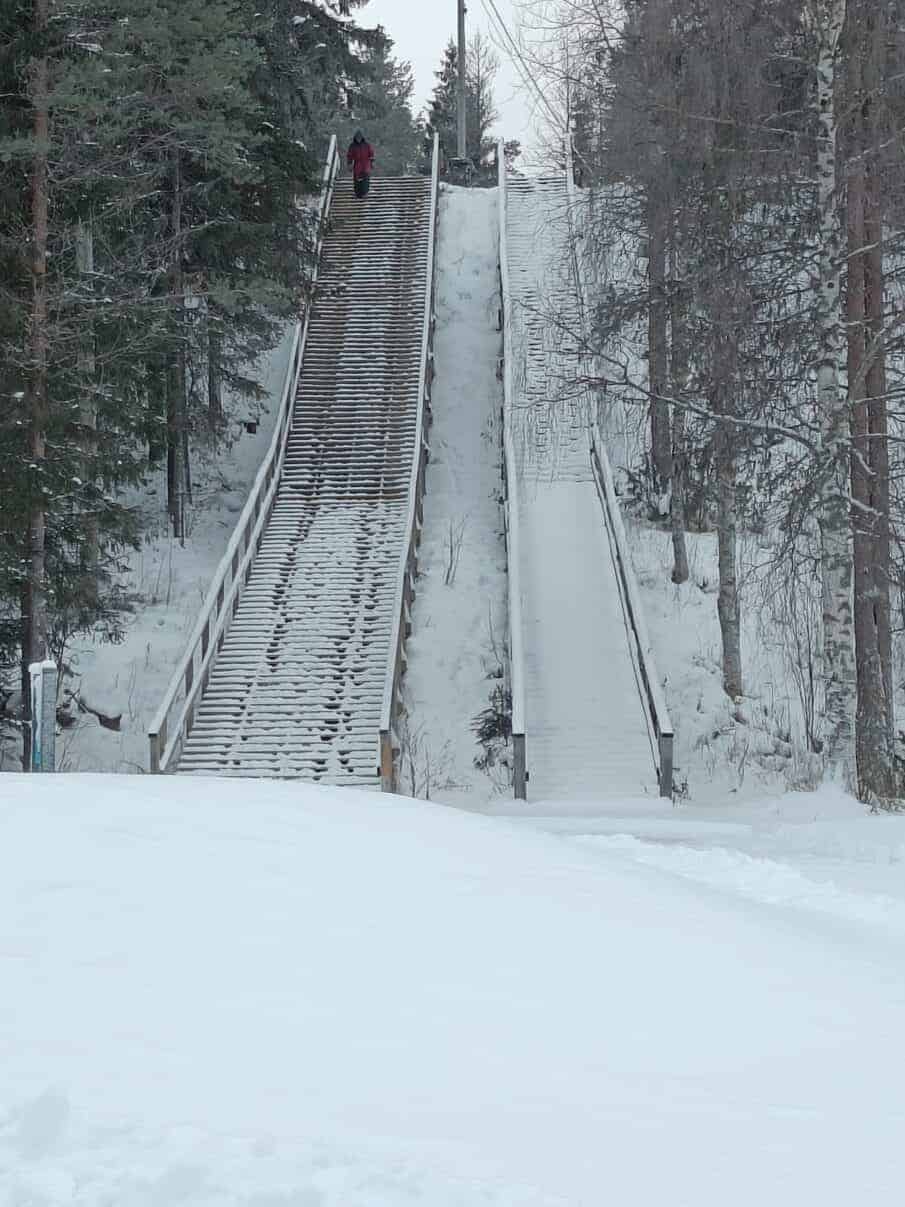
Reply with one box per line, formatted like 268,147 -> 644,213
347,130 -> 375,199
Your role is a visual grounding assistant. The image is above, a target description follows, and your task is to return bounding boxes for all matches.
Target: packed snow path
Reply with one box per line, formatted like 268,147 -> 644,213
506,176 -> 658,798
179,177 -> 432,783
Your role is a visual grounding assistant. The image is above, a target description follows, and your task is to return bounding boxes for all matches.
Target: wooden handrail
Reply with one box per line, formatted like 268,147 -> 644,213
590,433 -> 674,796
148,136 -> 341,774
379,135 -> 440,792
497,143 -> 528,800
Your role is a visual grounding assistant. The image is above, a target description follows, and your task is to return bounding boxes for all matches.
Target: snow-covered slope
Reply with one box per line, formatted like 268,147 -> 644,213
403,186 -> 509,799
3,775 -> 904,1205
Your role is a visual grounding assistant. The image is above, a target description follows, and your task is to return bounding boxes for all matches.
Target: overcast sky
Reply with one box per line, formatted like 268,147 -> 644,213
362,0 -> 539,152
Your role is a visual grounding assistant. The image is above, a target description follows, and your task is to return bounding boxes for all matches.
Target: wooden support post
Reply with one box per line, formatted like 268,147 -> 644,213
513,734 -> 527,801
380,729 -> 395,792
659,733 -> 674,800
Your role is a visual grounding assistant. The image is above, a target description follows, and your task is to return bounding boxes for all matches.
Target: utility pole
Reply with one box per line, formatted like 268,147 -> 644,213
457,0 -> 467,160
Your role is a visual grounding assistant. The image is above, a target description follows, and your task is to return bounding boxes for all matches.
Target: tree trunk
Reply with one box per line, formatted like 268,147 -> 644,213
848,0 -> 893,797
22,0 -> 51,769
647,189 -> 671,493
76,219 -> 99,598
208,322 -> 223,422
813,0 -> 856,786
866,168 -> 893,760
713,358 -> 742,699
168,150 -> 188,543
20,585 -> 33,771
668,234 -> 689,584
670,409 -> 690,586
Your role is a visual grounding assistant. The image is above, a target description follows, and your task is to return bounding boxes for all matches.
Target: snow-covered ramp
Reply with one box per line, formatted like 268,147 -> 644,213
503,169 -> 662,798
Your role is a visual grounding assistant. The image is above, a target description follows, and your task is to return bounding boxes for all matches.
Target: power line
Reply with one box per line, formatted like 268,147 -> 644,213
478,0 -> 567,134
480,0 -> 561,126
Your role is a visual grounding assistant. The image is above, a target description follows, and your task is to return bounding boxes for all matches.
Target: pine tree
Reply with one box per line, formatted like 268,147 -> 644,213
425,40 -> 460,163
339,34 -> 421,175
425,34 -> 504,168
251,0 -> 378,151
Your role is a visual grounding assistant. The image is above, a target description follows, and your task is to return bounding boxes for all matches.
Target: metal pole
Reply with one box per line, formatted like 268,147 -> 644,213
457,0 -> 467,159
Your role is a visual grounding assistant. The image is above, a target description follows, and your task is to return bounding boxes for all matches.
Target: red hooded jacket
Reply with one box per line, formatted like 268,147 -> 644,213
347,138 -> 375,180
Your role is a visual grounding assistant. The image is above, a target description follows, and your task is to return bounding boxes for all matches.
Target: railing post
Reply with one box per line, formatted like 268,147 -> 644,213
513,734 -> 527,801
380,729 -> 395,792
150,715 -> 167,774
659,733 -> 674,800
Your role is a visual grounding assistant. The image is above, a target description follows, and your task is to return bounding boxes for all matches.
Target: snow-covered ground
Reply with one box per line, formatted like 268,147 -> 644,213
3,774 -> 904,1205
624,512 -> 822,803
489,787 -> 905,929
404,186 -> 509,801
43,329 -> 296,776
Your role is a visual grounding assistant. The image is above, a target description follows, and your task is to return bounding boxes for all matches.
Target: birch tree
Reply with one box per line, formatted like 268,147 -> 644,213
845,0 -> 894,798
806,0 -> 857,786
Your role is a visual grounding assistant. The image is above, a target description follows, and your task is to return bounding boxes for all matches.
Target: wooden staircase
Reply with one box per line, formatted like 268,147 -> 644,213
177,176 -> 434,784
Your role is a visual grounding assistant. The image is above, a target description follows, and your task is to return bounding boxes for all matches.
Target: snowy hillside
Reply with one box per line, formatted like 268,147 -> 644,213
3,775 -> 904,1205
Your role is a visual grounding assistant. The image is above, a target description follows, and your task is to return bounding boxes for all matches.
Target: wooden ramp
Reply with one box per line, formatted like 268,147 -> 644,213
505,174 -> 661,799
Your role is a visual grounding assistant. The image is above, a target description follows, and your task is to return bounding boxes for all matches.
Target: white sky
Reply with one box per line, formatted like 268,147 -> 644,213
361,0 -> 540,152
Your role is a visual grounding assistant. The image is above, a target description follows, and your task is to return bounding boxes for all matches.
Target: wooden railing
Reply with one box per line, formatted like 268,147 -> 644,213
379,134 -> 441,791
564,138 -> 675,798
497,144 -> 528,800
590,433 -> 675,796
148,137 -> 341,774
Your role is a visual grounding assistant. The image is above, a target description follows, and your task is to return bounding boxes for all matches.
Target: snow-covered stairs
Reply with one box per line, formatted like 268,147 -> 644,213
178,176 -> 433,783
505,175 -> 658,798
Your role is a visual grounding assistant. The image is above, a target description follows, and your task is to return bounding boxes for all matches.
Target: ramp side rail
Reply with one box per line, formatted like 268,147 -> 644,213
379,134 -> 441,791
564,139 -> 675,798
148,137 -> 341,774
497,143 -> 528,799
589,435 -> 674,796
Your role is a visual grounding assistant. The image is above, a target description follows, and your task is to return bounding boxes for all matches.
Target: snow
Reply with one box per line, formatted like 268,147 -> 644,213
488,788 -> 905,932
403,186 -> 509,800
622,514 -> 823,802
3,774 -> 905,1205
